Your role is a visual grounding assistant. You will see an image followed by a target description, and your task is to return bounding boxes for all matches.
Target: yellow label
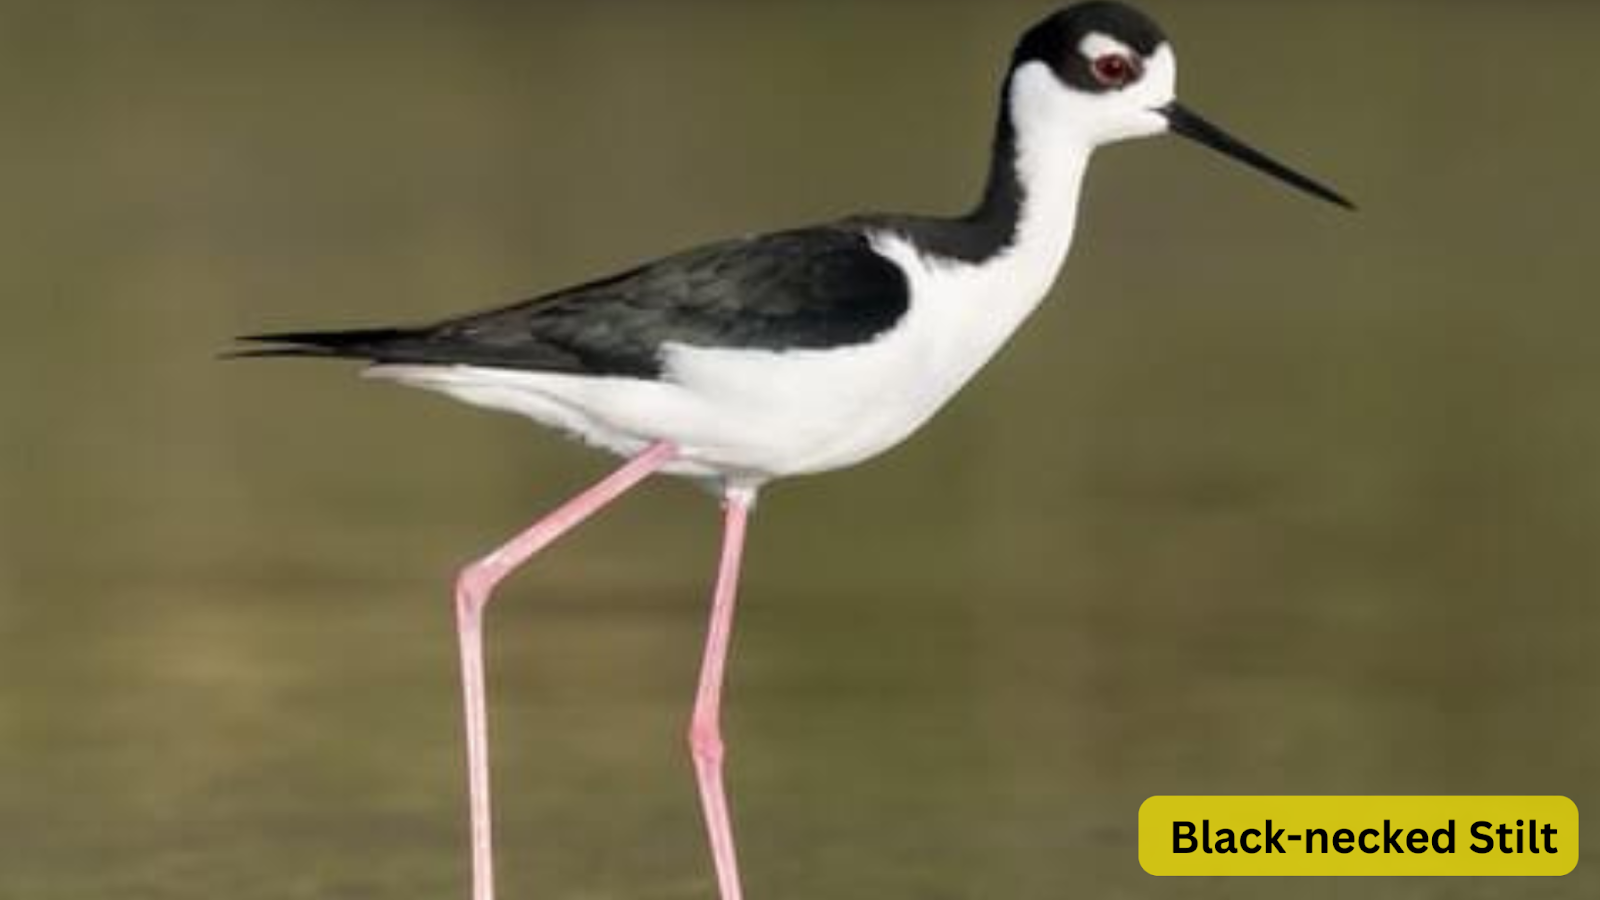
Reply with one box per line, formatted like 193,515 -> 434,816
1139,796 -> 1578,876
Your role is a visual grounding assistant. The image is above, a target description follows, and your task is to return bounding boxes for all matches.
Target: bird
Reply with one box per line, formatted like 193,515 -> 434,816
233,3 -> 1352,899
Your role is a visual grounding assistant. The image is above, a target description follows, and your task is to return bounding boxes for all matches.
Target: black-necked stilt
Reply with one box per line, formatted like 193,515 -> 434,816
235,3 -> 1351,898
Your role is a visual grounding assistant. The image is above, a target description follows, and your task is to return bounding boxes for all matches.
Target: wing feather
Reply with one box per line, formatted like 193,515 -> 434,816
237,225 -> 911,380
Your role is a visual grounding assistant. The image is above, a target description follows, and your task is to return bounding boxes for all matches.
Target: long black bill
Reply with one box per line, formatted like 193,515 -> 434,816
1162,102 -> 1354,210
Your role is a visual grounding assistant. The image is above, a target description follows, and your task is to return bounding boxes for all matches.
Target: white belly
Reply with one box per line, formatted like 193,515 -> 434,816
370,229 -> 1070,486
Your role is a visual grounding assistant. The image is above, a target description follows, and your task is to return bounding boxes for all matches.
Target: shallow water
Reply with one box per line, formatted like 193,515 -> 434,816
1,2 -> 1597,898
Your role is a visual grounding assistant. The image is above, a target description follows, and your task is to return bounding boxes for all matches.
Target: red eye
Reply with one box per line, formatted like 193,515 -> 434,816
1092,54 -> 1138,87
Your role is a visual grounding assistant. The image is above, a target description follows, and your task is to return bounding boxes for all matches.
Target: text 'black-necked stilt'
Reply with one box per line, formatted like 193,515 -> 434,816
234,3 -> 1352,899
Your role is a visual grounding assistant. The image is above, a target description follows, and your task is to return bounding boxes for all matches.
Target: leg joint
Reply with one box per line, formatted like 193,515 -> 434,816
455,561 -> 500,619
688,717 -> 725,764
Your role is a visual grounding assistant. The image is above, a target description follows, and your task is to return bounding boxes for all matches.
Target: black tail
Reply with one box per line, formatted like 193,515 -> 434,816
223,327 -> 422,361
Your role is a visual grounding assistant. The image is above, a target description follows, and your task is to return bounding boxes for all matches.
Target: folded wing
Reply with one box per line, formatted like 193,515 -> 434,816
235,225 -> 911,380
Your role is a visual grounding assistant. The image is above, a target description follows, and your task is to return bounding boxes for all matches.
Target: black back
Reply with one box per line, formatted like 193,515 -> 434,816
241,226 -> 910,379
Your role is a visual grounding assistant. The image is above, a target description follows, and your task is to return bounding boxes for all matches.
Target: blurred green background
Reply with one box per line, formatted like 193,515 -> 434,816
1,1 -> 1595,897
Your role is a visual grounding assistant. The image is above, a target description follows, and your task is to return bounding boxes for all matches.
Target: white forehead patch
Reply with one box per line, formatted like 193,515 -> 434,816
1080,33 -> 1135,60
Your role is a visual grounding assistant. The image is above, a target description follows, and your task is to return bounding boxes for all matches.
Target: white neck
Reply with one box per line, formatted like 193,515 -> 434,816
998,62 -> 1098,297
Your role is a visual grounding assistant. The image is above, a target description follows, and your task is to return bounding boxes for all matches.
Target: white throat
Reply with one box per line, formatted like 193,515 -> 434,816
998,61 -> 1100,294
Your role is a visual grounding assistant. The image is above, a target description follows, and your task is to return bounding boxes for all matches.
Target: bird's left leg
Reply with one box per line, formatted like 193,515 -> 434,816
689,485 -> 756,900
454,440 -> 678,900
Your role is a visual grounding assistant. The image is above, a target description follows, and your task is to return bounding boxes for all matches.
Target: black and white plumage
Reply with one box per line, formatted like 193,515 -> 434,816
237,6 -> 1353,900
244,227 -> 911,379
238,0 -> 1350,487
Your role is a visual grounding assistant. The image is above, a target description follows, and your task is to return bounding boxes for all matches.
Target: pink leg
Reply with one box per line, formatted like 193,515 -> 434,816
454,441 -> 677,900
689,487 -> 756,900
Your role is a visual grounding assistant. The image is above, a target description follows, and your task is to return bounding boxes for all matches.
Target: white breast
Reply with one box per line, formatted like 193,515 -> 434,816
650,218 -> 1081,479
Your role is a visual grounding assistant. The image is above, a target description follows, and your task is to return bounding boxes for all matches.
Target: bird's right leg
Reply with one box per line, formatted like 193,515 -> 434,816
688,487 -> 756,900
453,440 -> 678,900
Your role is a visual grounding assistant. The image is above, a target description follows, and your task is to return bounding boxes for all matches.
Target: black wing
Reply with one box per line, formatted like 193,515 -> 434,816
236,225 -> 911,379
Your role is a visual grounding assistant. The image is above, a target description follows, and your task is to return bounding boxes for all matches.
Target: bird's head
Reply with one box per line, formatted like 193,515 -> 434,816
1009,1 -> 1353,209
